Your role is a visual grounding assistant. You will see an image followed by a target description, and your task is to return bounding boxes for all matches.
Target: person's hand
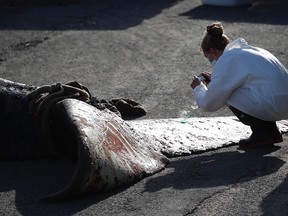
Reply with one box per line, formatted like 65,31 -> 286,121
201,72 -> 211,85
190,76 -> 201,89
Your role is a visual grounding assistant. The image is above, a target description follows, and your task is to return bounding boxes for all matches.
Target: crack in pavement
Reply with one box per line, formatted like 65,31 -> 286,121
183,159 -> 284,215
0,37 -> 50,64
11,37 -> 49,51
183,189 -> 227,216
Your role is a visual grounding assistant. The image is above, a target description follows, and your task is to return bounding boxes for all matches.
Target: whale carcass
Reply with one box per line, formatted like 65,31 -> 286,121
0,78 -> 168,202
2,77 -> 288,202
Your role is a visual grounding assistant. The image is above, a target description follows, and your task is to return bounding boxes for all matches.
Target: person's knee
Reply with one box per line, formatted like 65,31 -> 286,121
229,106 -> 252,126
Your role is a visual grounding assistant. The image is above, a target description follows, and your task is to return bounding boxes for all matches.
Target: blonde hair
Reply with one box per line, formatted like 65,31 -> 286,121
201,22 -> 230,53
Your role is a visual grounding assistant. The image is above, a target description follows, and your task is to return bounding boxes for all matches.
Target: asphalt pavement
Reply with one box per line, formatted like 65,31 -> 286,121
0,0 -> 288,215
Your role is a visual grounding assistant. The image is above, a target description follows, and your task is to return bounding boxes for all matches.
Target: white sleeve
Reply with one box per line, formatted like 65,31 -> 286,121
193,54 -> 247,112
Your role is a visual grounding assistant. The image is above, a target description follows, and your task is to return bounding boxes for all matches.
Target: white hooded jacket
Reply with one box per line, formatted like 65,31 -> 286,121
193,38 -> 288,121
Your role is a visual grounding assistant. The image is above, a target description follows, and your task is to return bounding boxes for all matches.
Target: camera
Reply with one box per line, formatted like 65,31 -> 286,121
197,74 -> 207,81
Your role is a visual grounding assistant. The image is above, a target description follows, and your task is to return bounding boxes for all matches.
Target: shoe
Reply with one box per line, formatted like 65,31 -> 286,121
238,133 -> 283,150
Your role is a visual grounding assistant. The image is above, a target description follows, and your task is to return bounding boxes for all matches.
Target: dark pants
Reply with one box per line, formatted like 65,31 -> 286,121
229,106 -> 279,139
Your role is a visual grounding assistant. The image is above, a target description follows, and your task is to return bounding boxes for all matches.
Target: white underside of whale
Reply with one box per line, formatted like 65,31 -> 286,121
129,117 -> 288,156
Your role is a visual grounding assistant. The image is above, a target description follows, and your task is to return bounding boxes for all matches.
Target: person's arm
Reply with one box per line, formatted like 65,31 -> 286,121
192,55 -> 246,112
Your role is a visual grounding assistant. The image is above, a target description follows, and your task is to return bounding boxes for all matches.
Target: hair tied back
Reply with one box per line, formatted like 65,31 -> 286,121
206,22 -> 224,36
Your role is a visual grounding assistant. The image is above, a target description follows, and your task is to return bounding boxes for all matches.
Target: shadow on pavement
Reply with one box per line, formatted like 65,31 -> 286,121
144,146 -> 284,192
0,143 -> 285,215
0,158 -> 127,215
0,0 -> 178,30
180,0 -> 288,25
261,173 -> 288,216
2,0 -> 287,31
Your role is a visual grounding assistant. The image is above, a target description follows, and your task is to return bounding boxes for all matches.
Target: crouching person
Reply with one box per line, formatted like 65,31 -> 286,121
191,22 -> 288,149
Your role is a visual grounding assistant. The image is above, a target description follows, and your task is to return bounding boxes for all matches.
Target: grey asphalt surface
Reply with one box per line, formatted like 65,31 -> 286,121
0,0 -> 288,215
